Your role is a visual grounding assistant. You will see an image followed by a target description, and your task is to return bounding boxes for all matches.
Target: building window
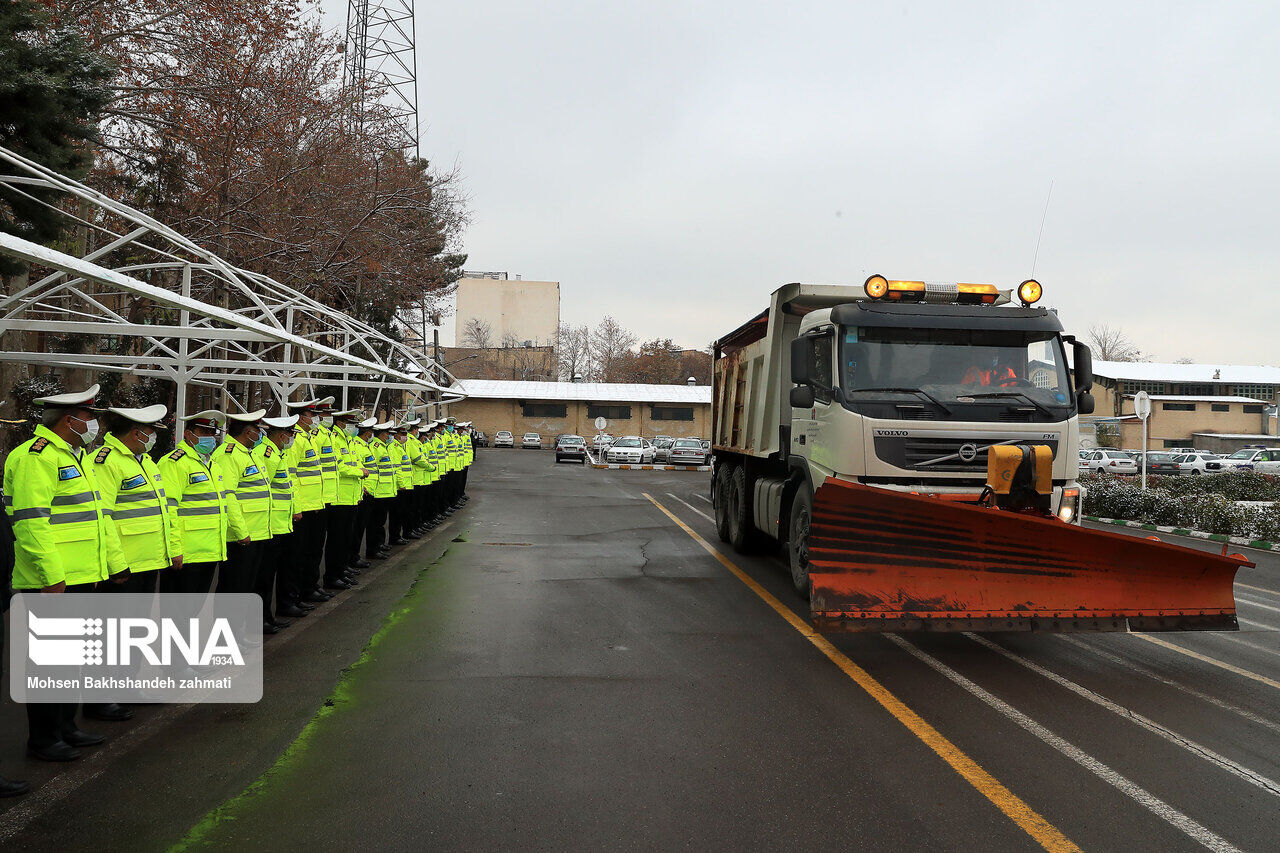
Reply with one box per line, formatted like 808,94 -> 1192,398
1123,380 -> 1165,394
1235,384 -> 1275,401
1211,403 -> 1229,412
587,404 -> 631,420
1161,403 -> 1196,412
1163,440 -> 1193,449
1174,384 -> 1214,396
1244,404 -> 1265,414
650,406 -> 695,421
521,403 -> 567,418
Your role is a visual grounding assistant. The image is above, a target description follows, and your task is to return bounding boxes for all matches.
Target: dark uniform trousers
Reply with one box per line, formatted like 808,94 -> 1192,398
350,497 -> 372,564
293,509 -> 327,595
262,532 -> 292,618
218,539 -> 264,595
162,561 -> 217,595
365,497 -> 391,556
324,504 -> 355,582
105,569 -> 159,594
26,581 -> 97,749
388,492 -> 410,541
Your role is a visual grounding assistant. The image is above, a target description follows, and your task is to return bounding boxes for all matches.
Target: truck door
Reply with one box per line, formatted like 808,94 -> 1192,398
793,327 -> 838,477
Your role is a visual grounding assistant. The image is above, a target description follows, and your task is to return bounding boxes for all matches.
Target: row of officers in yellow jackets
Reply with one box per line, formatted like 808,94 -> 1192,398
0,384 -> 474,786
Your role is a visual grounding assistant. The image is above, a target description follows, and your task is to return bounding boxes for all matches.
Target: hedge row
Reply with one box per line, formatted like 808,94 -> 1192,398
1080,474 -> 1280,540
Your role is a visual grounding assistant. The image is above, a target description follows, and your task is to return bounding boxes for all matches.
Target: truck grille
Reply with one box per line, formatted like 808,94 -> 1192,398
873,435 -> 1060,472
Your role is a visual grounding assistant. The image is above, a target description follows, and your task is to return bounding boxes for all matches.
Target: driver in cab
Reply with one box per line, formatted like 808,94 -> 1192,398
962,348 -> 1019,387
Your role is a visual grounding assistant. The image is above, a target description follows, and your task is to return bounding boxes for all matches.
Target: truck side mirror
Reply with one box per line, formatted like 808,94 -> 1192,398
1073,341 -> 1093,392
790,385 -> 815,409
1077,392 -> 1095,415
790,337 -> 812,385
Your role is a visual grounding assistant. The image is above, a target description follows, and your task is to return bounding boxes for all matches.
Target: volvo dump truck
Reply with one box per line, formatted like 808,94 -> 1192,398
711,276 -> 1248,633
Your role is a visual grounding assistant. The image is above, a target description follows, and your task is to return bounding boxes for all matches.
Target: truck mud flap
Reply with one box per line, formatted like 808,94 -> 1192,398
807,479 -> 1251,633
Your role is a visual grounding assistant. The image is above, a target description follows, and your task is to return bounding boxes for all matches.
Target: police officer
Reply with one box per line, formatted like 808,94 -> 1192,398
402,417 -> 433,536
323,409 -> 366,590
255,415 -> 300,629
0,410 -> 31,793
3,384 -> 127,761
422,421 -> 447,527
413,422 -> 439,534
283,398 -> 331,604
388,422 -> 414,544
94,404 -> 177,594
364,421 -> 397,559
212,409 -> 269,597
347,415 -> 378,569
158,410 -> 235,596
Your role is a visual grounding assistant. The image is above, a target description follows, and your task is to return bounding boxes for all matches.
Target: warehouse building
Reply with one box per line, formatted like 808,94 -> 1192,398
1086,360 -> 1279,450
448,379 -> 712,441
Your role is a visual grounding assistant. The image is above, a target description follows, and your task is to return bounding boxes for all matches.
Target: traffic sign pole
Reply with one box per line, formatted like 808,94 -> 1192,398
1134,391 -> 1152,490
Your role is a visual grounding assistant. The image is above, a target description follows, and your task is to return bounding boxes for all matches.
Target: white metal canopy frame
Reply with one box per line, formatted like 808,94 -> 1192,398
0,145 -> 464,430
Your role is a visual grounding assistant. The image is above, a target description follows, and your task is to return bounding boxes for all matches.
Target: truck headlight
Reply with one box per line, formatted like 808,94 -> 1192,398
1059,487 -> 1080,523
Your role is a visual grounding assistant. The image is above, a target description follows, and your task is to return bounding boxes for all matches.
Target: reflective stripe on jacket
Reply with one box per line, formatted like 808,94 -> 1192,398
315,425 -> 338,506
3,425 -> 127,588
157,440 -> 231,563
333,428 -> 364,506
371,437 -> 398,498
214,438 -> 271,542
286,426 -> 324,512
93,432 -> 175,573
254,440 -> 295,536
407,435 -> 433,486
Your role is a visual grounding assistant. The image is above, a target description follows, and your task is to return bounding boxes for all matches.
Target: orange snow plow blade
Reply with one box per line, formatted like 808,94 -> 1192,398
808,479 -> 1250,633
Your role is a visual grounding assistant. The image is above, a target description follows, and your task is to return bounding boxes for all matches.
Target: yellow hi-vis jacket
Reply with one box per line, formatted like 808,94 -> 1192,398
447,432 -> 462,472
463,433 -> 474,466
315,425 -> 338,506
394,438 -> 413,490
93,432 -> 176,573
349,435 -> 375,497
254,439 -> 295,535
213,438 -> 271,542
332,427 -> 364,506
407,435 -> 434,486
4,425 -> 127,588
286,425 -> 324,512
158,440 -> 232,564
371,437 -> 397,498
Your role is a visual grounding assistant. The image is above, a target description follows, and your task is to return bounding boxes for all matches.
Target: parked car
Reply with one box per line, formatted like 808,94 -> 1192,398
651,437 -> 674,463
1081,449 -> 1138,474
669,437 -> 709,466
1206,446 -> 1280,472
606,436 -> 656,464
1139,452 -> 1182,477
1173,452 -> 1219,476
521,432 -> 542,449
473,430 -> 489,448
592,433 -> 615,451
700,439 -> 711,453
555,434 -> 588,463
494,430 -> 514,448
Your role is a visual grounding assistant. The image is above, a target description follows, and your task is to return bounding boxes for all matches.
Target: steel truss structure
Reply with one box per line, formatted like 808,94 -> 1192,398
344,0 -> 420,158
0,145 -> 461,432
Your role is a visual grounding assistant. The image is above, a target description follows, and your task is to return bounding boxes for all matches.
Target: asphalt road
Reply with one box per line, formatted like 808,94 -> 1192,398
5,449 -> 1280,851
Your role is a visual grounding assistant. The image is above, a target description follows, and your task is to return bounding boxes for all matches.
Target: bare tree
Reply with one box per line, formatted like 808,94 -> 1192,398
1087,324 -> 1146,362
459,317 -> 493,349
589,316 -> 638,382
556,322 -> 591,381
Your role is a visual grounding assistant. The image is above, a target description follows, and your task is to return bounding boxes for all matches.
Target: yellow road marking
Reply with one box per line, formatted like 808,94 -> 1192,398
642,493 -> 1079,853
1134,633 -> 1280,691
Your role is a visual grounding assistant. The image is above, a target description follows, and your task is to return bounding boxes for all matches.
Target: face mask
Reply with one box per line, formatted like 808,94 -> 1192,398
253,434 -> 265,448
321,416 -> 334,428
344,423 -> 358,437
70,414 -> 100,445
281,436 -> 294,450
195,435 -> 217,455
140,430 -> 157,453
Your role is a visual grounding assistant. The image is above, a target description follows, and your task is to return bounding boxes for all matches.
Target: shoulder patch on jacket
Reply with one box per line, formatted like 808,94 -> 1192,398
30,438 -> 49,453
169,449 -> 186,461
262,445 -> 273,458
121,473 -> 147,490
95,446 -> 113,464
57,465 -> 82,481
189,471 -> 210,484
224,443 -> 236,454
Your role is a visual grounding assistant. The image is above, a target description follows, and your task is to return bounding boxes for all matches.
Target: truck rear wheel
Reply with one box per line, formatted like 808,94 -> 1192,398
713,463 -> 734,543
727,465 -> 758,553
787,482 -> 813,597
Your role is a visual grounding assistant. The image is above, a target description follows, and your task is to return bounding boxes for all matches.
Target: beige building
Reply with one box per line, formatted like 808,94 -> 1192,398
456,272 -> 560,349
1084,360 -> 1278,450
449,379 -> 711,441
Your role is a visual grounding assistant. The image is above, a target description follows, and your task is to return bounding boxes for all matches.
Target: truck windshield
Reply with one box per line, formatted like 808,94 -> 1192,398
840,326 -> 1072,414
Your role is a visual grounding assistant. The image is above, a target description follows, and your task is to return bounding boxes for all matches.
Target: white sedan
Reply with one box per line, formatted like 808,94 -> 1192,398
1173,452 -> 1218,476
494,430 -> 514,448
592,433 -> 614,451
521,432 -> 542,449
606,436 -> 655,464
1081,449 -> 1138,474
668,438 -> 709,466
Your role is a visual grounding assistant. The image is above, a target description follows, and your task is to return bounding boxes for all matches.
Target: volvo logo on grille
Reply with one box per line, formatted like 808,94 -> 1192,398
957,444 -> 979,463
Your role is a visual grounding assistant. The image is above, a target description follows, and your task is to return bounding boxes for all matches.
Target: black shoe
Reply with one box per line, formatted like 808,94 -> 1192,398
341,574 -> 360,586
347,566 -> 364,575
277,605 -> 308,618
84,703 -> 133,722
295,600 -> 317,611
390,538 -> 409,546
405,532 -> 422,540
0,776 -> 29,798
324,579 -> 351,590
61,729 -> 106,748
272,618 -> 291,629
350,558 -> 370,569
263,620 -> 280,635
28,741 -> 80,762
303,590 -> 330,603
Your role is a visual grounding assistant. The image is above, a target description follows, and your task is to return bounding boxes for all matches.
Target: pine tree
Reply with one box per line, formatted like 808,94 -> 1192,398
0,0 -> 112,273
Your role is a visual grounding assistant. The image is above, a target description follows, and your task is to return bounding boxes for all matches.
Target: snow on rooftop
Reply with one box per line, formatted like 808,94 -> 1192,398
1138,395 -> 1268,403
452,379 -> 712,404
1091,360 -> 1280,384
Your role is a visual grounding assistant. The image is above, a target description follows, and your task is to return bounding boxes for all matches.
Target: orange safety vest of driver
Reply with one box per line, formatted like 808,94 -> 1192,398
963,365 -> 1018,387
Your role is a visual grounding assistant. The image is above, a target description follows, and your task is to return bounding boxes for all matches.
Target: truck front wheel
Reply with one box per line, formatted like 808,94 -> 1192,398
713,463 -> 734,543
787,482 -> 814,597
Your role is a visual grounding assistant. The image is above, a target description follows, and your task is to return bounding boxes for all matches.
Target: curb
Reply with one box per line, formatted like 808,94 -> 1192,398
590,463 -> 711,471
1083,515 -> 1280,552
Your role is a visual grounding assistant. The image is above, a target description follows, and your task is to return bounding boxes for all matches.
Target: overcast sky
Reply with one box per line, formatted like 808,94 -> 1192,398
319,1 -> 1279,363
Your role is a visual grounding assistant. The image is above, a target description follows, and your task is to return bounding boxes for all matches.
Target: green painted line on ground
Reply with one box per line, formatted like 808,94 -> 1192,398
169,538 -> 461,852
1085,515 -> 1280,552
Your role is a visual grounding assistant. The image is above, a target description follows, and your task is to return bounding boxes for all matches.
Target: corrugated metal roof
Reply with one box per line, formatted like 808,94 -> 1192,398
1190,433 -> 1280,439
1093,360 -> 1280,384
1141,395 -> 1268,403
453,379 -> 712,404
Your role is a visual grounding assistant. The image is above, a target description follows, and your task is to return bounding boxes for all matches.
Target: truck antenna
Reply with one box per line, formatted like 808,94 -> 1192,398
1031,180 -> 1054,276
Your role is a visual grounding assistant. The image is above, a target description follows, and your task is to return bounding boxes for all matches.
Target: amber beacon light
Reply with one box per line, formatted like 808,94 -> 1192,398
1018,279 -> 1043,306
863,274 -> 889,299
